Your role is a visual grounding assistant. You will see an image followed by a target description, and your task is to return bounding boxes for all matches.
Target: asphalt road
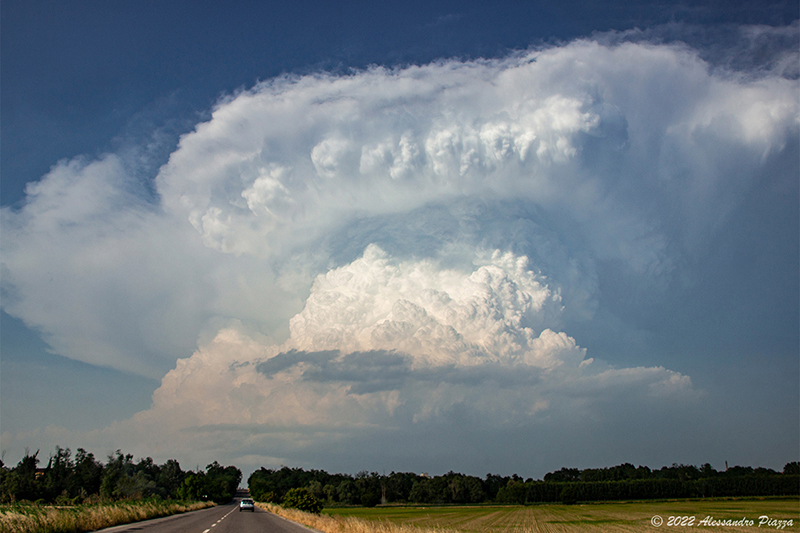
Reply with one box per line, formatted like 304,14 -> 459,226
96,498 -> 316,533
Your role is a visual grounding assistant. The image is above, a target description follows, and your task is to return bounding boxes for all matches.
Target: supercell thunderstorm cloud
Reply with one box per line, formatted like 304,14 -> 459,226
1,33 -> 798,474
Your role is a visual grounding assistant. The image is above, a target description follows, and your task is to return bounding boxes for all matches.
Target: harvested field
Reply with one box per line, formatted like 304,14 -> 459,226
316,498 -> 799,532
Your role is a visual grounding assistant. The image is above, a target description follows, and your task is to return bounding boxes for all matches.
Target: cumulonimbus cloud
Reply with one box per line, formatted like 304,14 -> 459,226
1,31 -> 797,471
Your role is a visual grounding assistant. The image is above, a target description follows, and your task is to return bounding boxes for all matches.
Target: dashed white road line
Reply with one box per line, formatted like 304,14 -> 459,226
201,507 -> 237,533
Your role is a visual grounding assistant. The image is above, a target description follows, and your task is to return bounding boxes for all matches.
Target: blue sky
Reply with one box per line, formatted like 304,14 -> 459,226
1,0 -> 798,478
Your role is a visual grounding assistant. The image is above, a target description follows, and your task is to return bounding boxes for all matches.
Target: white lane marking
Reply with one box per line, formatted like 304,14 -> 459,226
201,506 -> 238,533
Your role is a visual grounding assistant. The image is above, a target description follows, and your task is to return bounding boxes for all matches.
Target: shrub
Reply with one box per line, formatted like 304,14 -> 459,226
282,488 -> 322,514
361,491 -> 380,508
256,490 -> 277,503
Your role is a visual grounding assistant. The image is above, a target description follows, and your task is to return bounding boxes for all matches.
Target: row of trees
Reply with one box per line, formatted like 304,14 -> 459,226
0,447 -> 242,504
498,476 -> 800,505
248,468 -> 501,507
249,467 -> 391,507
250,462 -> 800,506
543,462 -> 799,482
499,462 -> 800,504
4,449 -> 796,507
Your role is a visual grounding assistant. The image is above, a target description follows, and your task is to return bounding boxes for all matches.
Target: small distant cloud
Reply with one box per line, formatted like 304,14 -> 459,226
425,13 -> 466,28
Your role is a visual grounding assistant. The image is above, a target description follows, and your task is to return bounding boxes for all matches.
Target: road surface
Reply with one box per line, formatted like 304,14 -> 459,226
96,497 -> 316,533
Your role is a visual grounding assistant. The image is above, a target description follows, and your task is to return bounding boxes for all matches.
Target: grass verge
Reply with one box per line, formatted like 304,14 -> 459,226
0,500 -> 214,533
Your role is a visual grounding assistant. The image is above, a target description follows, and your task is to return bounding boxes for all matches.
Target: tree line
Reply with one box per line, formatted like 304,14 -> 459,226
249,462 -> 800,506
0,447 -> 242,505
3,448 -> 795,507
499,462 -> 800,504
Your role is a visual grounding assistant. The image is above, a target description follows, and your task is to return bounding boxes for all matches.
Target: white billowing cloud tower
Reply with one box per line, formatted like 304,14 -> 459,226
288,245 -> 576,368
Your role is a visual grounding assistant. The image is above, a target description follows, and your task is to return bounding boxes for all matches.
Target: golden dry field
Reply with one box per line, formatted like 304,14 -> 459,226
264,498 -> 800,533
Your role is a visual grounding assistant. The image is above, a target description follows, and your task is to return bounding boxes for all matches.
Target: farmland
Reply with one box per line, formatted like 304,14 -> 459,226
320,498 -> 799,532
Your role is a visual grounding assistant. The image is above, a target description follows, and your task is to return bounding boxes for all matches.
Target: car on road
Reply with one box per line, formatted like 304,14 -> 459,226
239,498 -> 255,512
